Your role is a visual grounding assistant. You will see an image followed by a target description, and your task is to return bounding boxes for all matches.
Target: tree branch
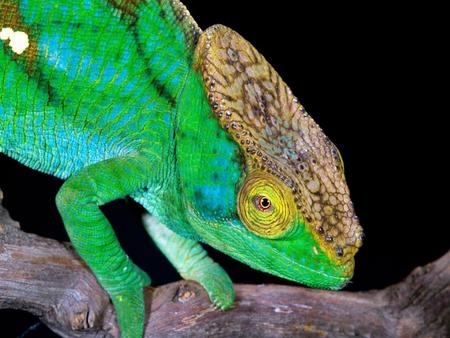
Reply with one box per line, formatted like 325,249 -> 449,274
1,189 -> 449,337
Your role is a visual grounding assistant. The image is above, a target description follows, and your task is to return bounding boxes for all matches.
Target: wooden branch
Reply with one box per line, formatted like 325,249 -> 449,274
1,188 -> 449,338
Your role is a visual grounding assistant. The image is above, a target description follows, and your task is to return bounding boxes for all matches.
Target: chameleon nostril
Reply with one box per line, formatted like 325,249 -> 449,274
336,246 -> 344,257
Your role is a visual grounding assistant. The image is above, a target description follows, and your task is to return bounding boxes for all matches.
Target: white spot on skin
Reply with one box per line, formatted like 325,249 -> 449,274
0,27 -> 29,55
313,246 -> 319,255
10,31 -> 29,54
0,27 -> 14,40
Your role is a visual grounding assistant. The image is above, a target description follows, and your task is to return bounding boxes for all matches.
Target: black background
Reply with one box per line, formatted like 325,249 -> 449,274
0,1 -> 446,337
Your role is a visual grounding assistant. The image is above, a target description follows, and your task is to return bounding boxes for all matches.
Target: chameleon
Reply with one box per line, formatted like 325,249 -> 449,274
0,0 -> 363,337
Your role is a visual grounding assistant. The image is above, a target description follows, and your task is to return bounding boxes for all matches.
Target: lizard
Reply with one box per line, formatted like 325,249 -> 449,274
0,0 -> 364,337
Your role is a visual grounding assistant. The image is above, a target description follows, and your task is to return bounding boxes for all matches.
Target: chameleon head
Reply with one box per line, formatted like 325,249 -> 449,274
190,25 -> 363,289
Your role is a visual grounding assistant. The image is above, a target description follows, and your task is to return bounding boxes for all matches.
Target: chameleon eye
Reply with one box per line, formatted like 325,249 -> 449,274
254,195 -> 273,212
238,170 -> 297,239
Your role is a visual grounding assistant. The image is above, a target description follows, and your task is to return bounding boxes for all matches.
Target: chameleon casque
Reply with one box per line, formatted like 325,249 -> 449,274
0,0 -> 363,337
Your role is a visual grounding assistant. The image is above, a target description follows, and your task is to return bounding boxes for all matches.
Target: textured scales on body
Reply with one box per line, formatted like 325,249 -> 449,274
0,0 -> 200,177
1,1 -> 363,337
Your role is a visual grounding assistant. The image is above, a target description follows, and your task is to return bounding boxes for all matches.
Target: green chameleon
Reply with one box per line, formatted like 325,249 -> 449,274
0,0 -> 363,337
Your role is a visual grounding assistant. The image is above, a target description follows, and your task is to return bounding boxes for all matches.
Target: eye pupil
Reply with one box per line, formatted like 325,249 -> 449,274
255,196 -> 272,211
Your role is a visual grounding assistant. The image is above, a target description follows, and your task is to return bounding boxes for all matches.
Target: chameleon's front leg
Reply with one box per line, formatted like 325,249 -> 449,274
55,154 -> 155,338
143,215 -> 235,309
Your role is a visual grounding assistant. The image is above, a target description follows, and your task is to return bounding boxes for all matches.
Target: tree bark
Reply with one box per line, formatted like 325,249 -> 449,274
0,189 -> 449,338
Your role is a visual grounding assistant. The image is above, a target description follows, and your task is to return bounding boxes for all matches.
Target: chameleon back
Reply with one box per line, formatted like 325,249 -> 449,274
0,0 -> 198,179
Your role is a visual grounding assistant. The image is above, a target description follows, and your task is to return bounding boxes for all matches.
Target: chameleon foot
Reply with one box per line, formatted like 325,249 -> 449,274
144,215 -> 235,309
187,259 -> 235,310
109,284 -> 145,338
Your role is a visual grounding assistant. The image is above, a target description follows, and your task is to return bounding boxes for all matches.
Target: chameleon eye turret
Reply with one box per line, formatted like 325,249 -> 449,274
195,25 -> 363,265
237,170 -> 297,239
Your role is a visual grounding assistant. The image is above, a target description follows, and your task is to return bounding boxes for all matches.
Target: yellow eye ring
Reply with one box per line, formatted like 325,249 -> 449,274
237,170 -> 297,239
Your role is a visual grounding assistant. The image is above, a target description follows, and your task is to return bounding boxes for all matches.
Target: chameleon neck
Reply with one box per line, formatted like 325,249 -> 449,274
138,68 -> 242,240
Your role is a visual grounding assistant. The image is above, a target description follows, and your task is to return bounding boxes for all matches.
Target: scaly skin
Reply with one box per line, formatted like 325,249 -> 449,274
0,1 -> 363,337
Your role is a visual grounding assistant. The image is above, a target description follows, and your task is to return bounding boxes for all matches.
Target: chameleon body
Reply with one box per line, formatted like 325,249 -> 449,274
0,1 -> 363,337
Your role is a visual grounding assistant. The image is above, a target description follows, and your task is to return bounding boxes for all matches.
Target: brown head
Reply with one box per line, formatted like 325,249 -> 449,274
194,25 -> 363,266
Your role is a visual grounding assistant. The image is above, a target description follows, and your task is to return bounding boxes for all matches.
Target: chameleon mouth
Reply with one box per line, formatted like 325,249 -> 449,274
274,251 -> 355,290
339,257 -> 355,279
